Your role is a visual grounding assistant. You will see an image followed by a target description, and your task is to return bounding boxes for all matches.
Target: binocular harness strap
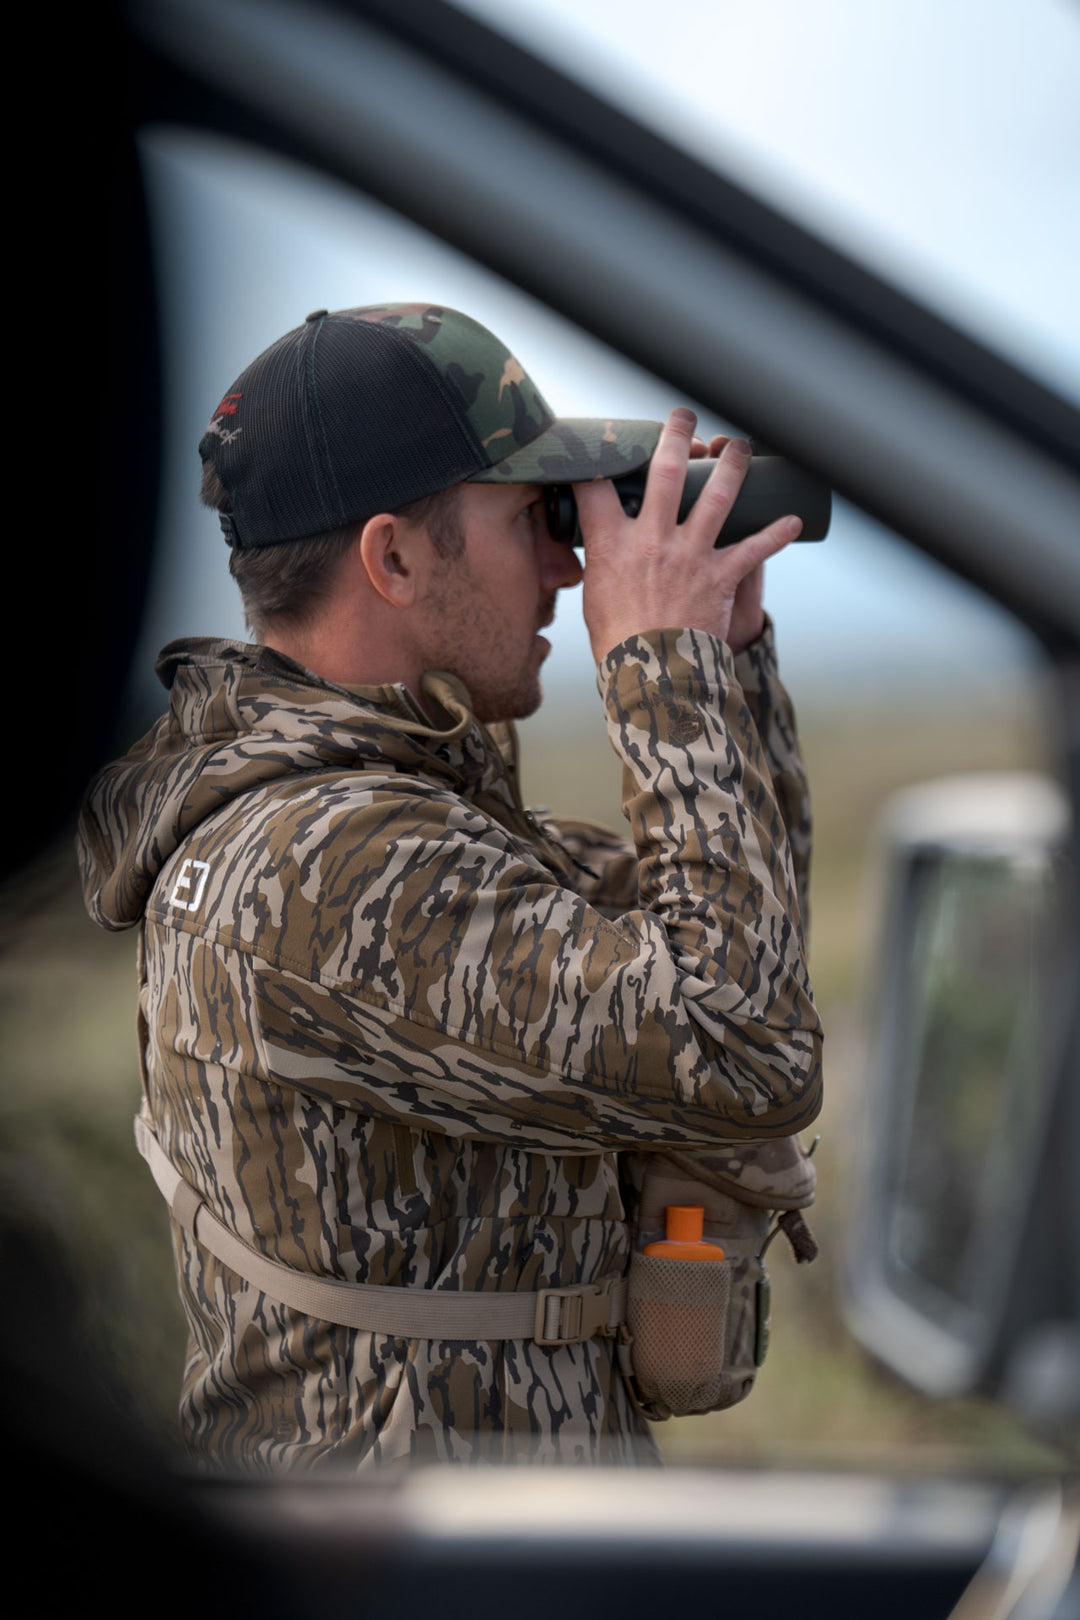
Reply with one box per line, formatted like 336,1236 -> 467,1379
134,1116 -> 626,1348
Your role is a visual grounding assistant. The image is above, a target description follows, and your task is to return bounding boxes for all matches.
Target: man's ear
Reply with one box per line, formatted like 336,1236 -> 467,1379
358,513 -> 428,608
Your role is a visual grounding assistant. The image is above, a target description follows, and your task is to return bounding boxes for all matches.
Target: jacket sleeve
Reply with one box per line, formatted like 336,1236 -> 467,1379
549,619 -> 811,928
732,618 -> 812,936
541,817 -> 638,918
147,629 -> 822,1152
623,623 -> 818,1204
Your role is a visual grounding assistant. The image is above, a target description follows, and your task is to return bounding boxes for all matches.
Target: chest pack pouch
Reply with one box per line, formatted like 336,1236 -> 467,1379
135,1111 -> 813,1409
618,1137 -> 818,1421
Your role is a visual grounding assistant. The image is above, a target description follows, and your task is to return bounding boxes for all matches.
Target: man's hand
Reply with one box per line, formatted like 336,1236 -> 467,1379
575,409 -> 799,664
689,431 -> 769,654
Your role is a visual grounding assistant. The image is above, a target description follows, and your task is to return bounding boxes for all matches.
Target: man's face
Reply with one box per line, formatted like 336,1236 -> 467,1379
416,483 -> 584,723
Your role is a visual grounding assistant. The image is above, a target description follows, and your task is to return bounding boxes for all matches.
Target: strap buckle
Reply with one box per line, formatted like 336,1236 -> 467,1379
533,1280 -> 617,1347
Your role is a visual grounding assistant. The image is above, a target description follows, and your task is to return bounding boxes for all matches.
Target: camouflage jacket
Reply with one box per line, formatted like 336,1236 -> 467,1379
77,622 -> 821,1471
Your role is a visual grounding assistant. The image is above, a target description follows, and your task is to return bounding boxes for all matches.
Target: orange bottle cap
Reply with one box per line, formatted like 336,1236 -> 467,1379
665,1205 -> 705,1243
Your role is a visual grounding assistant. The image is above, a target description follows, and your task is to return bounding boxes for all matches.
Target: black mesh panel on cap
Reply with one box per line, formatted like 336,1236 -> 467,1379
203,316 -> 488,549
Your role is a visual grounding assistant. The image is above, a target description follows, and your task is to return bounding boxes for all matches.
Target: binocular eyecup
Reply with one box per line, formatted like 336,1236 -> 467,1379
543,456 -> 831,549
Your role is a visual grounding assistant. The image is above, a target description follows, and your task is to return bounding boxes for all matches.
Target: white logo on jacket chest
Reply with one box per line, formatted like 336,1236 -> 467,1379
169,858 -> 211,912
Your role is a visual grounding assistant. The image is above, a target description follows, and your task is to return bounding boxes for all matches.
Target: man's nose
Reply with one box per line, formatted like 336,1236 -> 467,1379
541,532 -> 584,592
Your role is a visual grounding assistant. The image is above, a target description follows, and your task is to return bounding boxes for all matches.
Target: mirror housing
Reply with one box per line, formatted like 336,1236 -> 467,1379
843,772 -> 1077,1418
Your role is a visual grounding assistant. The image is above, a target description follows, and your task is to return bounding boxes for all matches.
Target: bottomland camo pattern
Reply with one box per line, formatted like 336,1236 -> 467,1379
77,621 -> 821,1470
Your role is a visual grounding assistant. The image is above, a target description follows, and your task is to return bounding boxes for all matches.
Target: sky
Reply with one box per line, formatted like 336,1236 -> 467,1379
132,0 -> 1079,712
456,0 -> 1080,406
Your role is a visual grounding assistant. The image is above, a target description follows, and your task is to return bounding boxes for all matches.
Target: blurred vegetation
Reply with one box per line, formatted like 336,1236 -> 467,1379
0,674 -> 1069,1476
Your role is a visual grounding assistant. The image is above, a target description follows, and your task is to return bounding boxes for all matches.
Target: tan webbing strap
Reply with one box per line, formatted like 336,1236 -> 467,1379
134,1116 -> 625,1345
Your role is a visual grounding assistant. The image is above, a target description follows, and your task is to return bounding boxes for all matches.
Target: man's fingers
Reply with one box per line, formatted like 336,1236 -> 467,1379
637,407 -> 698,528
575,408 -> 797,660
572,474 -> 625,553
681,437 -> 753,543
722,515 -> 801,580
691,433 -> 731,461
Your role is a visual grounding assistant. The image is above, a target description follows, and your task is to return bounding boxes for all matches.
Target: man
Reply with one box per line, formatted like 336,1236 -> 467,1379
78,303 -> 821,1470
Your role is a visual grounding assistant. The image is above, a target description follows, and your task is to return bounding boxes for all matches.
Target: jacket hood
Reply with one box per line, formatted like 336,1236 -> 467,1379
77,637 -> 517,932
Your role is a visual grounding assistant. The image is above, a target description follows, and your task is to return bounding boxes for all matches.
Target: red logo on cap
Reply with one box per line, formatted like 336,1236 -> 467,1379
214,393 -> 242,418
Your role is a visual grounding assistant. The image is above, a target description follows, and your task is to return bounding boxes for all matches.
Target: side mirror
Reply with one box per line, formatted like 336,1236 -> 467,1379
843,772 -> 1073,1404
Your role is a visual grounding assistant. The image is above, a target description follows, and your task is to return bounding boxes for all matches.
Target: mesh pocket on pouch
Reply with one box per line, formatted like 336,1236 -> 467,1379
626,1251 -> 732,1417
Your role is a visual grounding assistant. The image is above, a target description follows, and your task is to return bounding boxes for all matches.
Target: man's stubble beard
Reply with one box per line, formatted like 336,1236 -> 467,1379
418,564 -> 550,726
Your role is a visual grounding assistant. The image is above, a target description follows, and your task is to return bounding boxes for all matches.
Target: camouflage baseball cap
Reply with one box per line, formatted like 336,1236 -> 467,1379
199,302 -> 661,550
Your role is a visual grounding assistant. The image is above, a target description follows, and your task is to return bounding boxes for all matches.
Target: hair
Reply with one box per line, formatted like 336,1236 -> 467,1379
201,463 -> 465,638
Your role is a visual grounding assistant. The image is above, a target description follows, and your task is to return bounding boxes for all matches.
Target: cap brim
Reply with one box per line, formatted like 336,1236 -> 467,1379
469,418 -> 661,485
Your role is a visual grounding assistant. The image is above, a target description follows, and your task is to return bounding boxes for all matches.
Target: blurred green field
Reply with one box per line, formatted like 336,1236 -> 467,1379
0,677 -> 1067,1475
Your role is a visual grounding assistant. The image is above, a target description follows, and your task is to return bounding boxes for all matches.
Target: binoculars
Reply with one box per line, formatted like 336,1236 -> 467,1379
543,455 -> 831,548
